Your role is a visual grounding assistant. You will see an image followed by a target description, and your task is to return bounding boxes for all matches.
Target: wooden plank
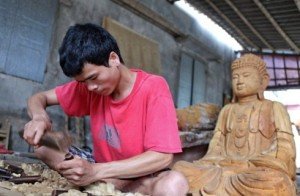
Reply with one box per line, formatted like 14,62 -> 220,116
103,17 -> 162,74
0,119 -> 11,148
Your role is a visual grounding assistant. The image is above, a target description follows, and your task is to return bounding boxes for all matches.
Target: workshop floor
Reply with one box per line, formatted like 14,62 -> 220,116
1,154 -> 300,195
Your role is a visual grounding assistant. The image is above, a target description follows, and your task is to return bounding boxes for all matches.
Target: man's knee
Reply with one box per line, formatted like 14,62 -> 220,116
34,146 -> 47,160
153,171 -> 189,196
34,146 -> 64,169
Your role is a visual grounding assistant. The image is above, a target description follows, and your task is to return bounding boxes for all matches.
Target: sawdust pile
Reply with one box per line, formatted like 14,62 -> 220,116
0,161 -> 144,196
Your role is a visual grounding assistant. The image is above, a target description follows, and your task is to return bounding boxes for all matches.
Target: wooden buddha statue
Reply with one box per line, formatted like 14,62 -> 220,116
173,54 -> 296,195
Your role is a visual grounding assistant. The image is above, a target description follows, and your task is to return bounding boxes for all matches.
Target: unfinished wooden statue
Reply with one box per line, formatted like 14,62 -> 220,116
173,54 -> 296,195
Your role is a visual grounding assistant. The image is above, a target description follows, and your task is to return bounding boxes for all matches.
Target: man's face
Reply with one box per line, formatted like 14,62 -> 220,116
74,63 -> 120,95
232,66 -> 262,99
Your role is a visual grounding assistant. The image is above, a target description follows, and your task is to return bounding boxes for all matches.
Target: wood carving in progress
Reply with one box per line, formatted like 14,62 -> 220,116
173,54 -> 296,195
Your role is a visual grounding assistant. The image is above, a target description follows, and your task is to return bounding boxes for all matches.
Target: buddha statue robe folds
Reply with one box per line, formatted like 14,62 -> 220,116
173,54 -> 296,196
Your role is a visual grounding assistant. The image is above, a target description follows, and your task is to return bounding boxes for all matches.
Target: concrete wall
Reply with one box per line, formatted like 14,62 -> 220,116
0,0 -> 235,151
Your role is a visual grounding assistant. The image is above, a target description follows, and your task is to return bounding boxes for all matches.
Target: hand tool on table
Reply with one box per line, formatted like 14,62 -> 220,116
0,166 -> 42,184
6,164 -> 24,175
0,162 -> 24,177
18,130 -> 73,152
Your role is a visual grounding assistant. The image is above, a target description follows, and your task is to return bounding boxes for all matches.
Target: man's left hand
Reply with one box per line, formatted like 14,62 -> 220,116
56,155 -> 96,186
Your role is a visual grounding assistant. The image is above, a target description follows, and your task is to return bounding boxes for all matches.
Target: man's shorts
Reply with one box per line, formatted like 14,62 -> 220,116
68,146 -> 95,163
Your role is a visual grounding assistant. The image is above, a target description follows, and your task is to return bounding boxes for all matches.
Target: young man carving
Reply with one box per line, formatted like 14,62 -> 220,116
23,23 -> 188,195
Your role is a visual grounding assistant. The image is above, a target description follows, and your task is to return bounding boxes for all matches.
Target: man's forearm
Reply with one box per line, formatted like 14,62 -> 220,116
24,91 -> 59,145
27,93 -> 49,119
27,93 -> 55,124
93,151 -> 173,180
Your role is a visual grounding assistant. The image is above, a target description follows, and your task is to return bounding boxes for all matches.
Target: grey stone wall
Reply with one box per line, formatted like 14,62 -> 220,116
0,0 -> 234,151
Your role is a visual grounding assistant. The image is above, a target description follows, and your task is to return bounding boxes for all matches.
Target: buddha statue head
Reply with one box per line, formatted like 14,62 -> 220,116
231,54 -> 270,102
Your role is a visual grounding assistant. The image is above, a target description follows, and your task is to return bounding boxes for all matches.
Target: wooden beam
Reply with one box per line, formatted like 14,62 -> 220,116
294,0 -> 300,11
110,0 -> 186,39
204,0 -> 259,50
224,0 -> 275,50
166,0 -> 180,4
253,0 -> 300,53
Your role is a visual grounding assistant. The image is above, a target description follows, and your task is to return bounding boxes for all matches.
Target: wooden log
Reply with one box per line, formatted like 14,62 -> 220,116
176,103 -> 220,132
180,130 -> 214,148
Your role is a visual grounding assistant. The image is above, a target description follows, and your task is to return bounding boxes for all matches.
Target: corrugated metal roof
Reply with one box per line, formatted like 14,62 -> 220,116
185,0 -> 300,54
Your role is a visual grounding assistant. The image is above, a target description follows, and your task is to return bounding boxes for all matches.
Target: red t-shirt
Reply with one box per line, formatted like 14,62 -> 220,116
55,69 -> 182,163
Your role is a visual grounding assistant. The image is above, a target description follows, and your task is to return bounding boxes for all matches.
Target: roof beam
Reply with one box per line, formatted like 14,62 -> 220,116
204,0 -> 259,50
253,0 -> 300,53
224,0 -> 275,50
294,0 -> 300,11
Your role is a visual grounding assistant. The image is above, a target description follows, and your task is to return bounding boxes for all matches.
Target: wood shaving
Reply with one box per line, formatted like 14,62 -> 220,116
60,189 -> 88,196
21,163 -> 44,176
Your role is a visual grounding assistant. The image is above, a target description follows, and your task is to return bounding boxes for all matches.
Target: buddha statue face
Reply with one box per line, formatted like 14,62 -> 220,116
231,54 -> 270,102
232,66 -> 261,99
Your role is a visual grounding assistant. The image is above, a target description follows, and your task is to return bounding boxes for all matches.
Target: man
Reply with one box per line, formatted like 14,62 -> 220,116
23,23 -> 188,195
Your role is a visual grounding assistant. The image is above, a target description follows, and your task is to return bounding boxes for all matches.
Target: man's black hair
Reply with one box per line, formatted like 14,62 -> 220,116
59,23 -> 124,77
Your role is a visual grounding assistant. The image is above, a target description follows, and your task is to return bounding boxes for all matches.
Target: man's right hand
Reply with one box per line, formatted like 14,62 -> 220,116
23,116 -> 52,146
24,89 -> 58,146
